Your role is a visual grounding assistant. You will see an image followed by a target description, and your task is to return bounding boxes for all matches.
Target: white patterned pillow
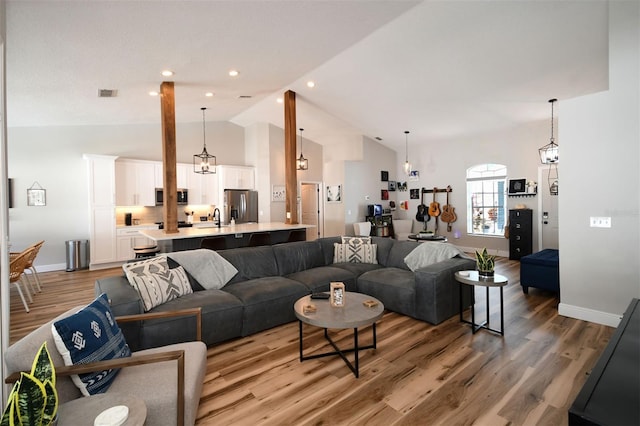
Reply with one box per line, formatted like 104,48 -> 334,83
122,256 -> 193,311
341,236 -> 372,247
334,243 -> 378,264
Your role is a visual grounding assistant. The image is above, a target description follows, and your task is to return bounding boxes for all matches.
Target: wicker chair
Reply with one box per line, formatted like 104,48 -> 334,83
11,241 -> 45,293
9,249 -> 33,312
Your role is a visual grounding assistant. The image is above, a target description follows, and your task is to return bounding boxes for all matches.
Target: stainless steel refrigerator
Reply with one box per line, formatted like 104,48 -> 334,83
223,189 -> 258,224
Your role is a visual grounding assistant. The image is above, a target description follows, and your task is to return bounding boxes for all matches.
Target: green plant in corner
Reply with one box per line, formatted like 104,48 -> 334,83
1,342 -> 58,426
475,247 -> 496,274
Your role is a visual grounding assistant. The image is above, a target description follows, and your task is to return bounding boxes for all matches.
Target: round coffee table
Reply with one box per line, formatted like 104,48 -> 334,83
294,292 -> 384,378
455,270 -> 508,336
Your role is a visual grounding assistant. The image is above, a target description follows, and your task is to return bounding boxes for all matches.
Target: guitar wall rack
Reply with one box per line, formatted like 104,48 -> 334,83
421,187 -> 452,194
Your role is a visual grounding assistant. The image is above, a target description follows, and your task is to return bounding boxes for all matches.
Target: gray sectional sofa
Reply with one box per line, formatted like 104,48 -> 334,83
95,236 -> 476,350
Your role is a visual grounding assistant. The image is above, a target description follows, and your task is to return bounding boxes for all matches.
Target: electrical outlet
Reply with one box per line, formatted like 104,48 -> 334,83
590,217 -> 612,228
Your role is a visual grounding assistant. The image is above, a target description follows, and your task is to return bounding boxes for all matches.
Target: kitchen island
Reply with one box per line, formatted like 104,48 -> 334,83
139,222 -> 315,251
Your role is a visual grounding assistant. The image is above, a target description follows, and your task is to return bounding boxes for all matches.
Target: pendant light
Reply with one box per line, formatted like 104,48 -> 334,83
194,107 -> 216,174
296,128 -> 308,171
538,99 -> 559,164
538,98 -> 559,195
403,130 -> 412,175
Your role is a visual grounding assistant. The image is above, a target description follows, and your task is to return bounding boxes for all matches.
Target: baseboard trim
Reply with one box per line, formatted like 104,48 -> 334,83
33,263 -> 67,273
558,302 -> 622,327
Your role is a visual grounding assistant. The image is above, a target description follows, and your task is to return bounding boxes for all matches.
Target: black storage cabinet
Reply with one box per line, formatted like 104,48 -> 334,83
508,209 -> 532,260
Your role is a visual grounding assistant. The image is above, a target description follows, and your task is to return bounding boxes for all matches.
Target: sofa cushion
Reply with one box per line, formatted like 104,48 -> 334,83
122,256 -> 193,311
224,276 -> 310,336
385,240 -> 420,270
286,266 -> 358,292
333,242 -> 378,264
331,262 -> 382,278
51,294 -> 131,396
167,257 -> 205,291
218,246 -> 278,283
166,249 -> 238,290
357,268 -> 416,317
403,242 -> 465,271
273,241 -> 325,276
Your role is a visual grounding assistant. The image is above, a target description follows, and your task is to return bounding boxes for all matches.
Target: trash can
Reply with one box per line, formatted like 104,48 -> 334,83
65,240 -> 89,272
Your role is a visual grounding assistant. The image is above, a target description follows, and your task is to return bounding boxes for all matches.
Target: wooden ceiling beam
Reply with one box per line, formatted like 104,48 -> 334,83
160,81 -> 178,234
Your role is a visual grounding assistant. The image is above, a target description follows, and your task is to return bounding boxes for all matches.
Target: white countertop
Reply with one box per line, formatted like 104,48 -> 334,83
139,222 -> 314,241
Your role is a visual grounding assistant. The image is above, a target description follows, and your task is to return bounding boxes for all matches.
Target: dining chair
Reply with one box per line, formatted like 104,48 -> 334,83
9,249 -> 33,312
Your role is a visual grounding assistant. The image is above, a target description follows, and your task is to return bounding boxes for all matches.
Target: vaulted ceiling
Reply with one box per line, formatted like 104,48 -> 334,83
6,0 -> 609,152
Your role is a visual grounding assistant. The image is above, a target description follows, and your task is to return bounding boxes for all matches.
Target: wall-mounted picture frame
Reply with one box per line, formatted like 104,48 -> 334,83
410,188 -> 420,199
388,181 -> 396,191
27,182 -> 46,206
326,184 -> 342,203
330,282 -> 345,307
409,170 -> 420,181
397,181 -> 407,191
271,185 -> 286,202
380,171 -> 389,182
381,189 -> 389,200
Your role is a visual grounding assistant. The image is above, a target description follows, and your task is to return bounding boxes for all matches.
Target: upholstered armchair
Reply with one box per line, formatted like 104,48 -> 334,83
4,305 -> 206,426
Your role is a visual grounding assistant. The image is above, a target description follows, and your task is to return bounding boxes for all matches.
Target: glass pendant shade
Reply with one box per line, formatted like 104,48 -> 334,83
403,130 -> 412,175
194,107 -> 216,174
297,128 -> 308,170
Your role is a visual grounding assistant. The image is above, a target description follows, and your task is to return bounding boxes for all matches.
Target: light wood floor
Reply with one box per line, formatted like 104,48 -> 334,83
9,258 -> 613,425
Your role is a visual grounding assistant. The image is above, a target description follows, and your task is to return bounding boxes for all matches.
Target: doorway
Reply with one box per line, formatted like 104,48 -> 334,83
300,182 -> 322,240
537,165 -> 559,250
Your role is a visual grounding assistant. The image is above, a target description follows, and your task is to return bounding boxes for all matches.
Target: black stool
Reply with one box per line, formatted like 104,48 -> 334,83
133,245 -> 160,259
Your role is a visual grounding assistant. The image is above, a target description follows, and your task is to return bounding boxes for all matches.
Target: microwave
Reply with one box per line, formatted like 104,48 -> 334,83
155,188 -> 188,206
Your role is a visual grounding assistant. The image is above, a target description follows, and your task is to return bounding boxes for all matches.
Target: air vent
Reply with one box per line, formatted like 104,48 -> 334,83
238,95 -> 252,99
98,89 -> 118,98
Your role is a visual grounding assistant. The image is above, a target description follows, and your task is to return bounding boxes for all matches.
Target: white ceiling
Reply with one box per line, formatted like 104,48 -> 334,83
6,0 -> 609,152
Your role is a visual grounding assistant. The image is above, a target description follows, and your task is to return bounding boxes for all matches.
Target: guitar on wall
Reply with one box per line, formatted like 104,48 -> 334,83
441,185 -> 457,232
428,187 -> 441,234
415,190 -> 430,225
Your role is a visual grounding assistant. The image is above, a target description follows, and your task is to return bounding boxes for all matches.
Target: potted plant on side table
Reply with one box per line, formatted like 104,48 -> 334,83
1,342 -> 58,426
475,248 -> 496,278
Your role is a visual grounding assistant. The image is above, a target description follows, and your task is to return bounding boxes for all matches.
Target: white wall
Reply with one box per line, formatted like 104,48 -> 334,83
394,120 -> 549,255
558,0 -> 640,326
8,121 -> 244,268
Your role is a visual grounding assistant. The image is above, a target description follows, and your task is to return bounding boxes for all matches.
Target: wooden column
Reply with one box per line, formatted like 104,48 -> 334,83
284,90 -> 298,224
160,81 -> 178,234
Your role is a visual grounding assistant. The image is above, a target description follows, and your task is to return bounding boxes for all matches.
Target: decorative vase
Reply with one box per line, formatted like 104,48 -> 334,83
478,269 -> 494,278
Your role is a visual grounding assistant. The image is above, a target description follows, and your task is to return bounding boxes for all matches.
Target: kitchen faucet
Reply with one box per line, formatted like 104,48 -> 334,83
213,208 -> 221,229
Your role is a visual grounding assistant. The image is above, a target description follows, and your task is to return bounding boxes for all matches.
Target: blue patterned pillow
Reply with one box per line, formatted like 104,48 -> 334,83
51,293 -> 131,396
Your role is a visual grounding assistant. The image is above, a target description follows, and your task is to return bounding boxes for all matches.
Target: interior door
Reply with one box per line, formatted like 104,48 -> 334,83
538,165 -> 559,250
301,183 -> 321,240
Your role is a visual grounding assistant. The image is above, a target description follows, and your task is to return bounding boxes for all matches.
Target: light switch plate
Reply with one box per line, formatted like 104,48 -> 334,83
590,217 -> 611,228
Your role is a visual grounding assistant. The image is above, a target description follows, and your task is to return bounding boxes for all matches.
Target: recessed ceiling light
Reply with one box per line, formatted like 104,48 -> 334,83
276,98 -> 283,104
205,92 -> 214,97
307,81 -> 315,88
161,70 -> 174,77
229,70 -> 239,77
149,91 -> 159,96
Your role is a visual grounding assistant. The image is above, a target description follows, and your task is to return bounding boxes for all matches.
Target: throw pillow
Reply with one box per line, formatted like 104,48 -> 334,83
403,242 -> 465,271
51,293 -> 131,396
334,243 -> 378,264
166,249 -> 238,290
341,236 -> 372,247
122,256 -> 193,311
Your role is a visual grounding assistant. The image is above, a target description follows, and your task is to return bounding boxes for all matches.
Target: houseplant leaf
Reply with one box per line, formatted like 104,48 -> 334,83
31,342 -> 55,388
15,373 -> 46,426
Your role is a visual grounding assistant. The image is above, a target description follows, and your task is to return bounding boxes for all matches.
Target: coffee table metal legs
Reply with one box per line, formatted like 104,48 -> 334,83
298,321 -> 377,378
459,283 -> 504,336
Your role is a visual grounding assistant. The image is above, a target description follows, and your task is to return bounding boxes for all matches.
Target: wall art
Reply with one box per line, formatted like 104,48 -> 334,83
326,184 -> 342,203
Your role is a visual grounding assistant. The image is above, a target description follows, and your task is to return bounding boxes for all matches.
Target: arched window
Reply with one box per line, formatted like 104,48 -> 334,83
466,164 -> 507,236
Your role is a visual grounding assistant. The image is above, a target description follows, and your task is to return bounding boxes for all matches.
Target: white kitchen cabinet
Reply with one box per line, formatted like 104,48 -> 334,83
83,154 -> 118,268
116,226 -> 156,261
218,165 -> 255,190
115,159 -> 156,206
188,172 -> 219,206
154,162 -> 189,189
